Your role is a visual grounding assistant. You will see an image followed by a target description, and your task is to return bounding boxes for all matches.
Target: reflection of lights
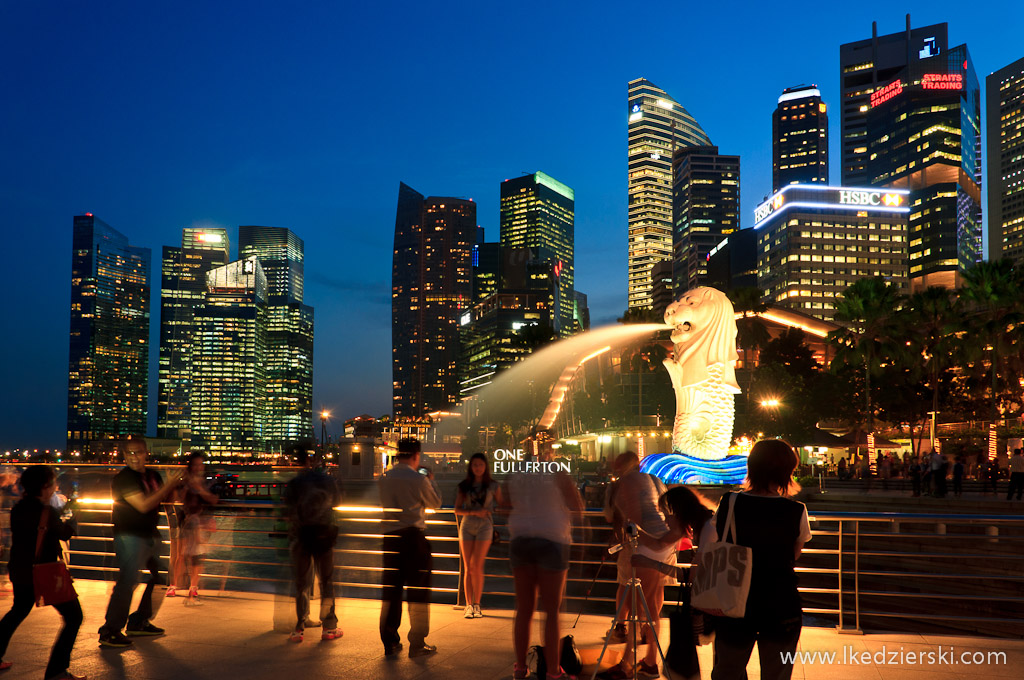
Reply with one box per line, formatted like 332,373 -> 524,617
599,435 -> 612,444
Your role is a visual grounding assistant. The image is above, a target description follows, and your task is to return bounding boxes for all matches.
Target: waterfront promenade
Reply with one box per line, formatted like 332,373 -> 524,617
0,580 -> 1020,680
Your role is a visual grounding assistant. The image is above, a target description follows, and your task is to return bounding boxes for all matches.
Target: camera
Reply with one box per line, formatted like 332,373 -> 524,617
418,467 -> 429,476
624,522 -> 639,538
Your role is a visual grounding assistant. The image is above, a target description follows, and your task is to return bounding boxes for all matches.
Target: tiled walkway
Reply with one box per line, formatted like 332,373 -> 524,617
0,580 -> 1019,679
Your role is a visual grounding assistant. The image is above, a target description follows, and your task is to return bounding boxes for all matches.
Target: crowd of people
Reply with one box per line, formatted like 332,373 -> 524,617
1,433 -> 1019,680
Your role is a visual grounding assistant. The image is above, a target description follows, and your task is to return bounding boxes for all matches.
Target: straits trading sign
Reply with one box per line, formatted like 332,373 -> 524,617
922,73 -> 963,91
870,79 -> 903,107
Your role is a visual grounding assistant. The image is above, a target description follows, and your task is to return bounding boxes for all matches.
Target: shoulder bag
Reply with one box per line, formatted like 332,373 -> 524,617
689,493 -> 752,618
33,508 -> 77,607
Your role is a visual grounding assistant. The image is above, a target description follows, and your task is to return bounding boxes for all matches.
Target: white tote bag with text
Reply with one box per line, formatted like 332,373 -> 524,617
690,493 -> 752,618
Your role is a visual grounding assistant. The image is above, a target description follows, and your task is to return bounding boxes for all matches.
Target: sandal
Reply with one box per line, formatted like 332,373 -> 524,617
513,664 -> 529,680
547,668 -> 579,680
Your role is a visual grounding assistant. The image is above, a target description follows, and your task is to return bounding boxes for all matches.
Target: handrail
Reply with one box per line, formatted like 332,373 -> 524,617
61,503 -> 1024,636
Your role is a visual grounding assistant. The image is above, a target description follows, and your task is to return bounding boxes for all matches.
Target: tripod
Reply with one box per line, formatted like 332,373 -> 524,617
590,534 -> 672,680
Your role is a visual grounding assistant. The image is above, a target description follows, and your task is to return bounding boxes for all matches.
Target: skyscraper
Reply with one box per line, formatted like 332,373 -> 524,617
627,78 -> 712,309
671,146 -> 740,293
67,214 -> 151,452
238,226 -> 314,449
499,172 -> 575,334
987,56 -> 1024,265
840,17 -> 948,186
157,228 -> 229,441
773,85 -> 828,191
190,257 -> 268,458
392,183 -> 476,418
865,43 -> 982,290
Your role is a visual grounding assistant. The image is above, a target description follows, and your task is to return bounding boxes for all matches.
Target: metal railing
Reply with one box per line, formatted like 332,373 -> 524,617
65,504 -> 1024,636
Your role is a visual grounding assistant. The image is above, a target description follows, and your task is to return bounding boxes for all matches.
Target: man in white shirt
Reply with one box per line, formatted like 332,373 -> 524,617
378,439 -> 442,658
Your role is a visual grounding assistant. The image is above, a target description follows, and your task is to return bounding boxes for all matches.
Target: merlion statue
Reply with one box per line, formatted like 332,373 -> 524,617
662,287 -> 741,460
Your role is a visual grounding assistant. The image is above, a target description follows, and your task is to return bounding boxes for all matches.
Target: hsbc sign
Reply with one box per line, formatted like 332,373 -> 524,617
839,190 -> 902,207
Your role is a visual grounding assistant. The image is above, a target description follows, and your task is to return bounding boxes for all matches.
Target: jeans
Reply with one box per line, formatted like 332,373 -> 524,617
101,533 -> 163,634
380,527 -> 432,649
1008,472 -> 1024,501
711,616 -> 802,680
291,540 -> 338,630
0,584 -> 83,678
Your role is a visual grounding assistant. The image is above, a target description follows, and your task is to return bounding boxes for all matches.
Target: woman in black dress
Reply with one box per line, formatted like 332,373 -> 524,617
0,465 -> 85,680
710,439 -> 811,680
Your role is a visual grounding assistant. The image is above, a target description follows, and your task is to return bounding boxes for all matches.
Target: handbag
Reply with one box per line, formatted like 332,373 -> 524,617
32,508 -> 77,607
690,493 -> 752,618
667,577 -> 701,680
528,635 -> 581,678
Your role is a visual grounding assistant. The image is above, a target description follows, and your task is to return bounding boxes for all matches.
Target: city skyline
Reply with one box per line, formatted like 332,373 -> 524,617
2,1 -> 1020,447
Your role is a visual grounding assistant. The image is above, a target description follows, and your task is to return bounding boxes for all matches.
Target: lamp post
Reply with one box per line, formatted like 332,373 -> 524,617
759,398 -> 782,437
320,410 -> 330,454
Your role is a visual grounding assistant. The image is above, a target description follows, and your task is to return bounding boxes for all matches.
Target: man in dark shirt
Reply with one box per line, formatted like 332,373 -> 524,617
98,436 -> 183,648
283,449 -> 342,643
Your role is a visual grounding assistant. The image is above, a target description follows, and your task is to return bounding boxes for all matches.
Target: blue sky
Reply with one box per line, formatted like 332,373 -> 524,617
1,0 -> 1019,448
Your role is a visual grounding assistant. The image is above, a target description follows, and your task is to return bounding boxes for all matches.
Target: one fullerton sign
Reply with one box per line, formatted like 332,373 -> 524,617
491,448 -> 571,474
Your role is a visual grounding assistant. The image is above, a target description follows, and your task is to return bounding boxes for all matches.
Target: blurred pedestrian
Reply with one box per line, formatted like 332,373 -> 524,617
379,439 -> 441,657
455,453 -> 501,619
284,449 -> 342,643
952,456 -> 964,498
0,465 -> 85,680
98,436 -> 183,648
505,437 -> 583,680
1007,449 -> 1024,501
173,452 -> 218,605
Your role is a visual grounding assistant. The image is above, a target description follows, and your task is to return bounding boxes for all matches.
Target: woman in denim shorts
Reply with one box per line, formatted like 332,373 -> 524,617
455,453 -> 501,619
505,443 -> 583,680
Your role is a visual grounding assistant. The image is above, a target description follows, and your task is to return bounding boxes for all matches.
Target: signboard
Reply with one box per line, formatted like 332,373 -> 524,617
491,448 -> 571,474
870,80 -> 903,107
838,190 -> 903,207
754,192 -> 785,223
922,73 -> 962,91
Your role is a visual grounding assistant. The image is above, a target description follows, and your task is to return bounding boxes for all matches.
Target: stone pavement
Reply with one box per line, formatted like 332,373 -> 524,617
0,580 -> 1021,680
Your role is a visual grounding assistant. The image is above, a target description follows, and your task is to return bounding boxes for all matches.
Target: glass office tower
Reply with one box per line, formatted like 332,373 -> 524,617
157,228 -> 229,441
986,56 -> 1024,265
500,171 -> 575,335
67,214 -> 151,452
866,43 -> 982,290
627,78 -> 712,309
238,226 -> 314,450
671,146 -> 740,293
392,183 -> 476,418
773,85 -> 828,191
190,257 -> 268,458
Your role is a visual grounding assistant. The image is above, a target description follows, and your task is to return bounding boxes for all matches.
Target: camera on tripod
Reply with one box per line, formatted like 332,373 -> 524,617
608,521 -> 639,554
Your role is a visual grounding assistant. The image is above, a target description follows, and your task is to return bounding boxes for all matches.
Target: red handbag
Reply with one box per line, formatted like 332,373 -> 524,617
32,507 -> 77,607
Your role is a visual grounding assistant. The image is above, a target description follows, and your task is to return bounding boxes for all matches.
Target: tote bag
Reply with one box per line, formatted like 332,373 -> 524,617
690,493 -> 751,618
33,509 -> 77,607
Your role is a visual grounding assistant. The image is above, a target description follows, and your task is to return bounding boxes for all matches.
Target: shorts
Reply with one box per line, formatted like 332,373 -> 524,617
509,537 -> 569,571
459,516 -> 493,542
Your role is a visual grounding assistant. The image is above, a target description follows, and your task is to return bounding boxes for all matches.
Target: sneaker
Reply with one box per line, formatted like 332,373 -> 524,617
384,642 -> 404,657
0,660 -> 12,670
472,604 -> 483,618
637,661 -> 660,679
408,643 -> 438,658
125,623 -> 164,637
98,631 -> 133,648
547,670 -> 579,680
464,605 -> 475,619
596,665 -> 630,680
321,629 -> 343,641
288,630 -> 303,643
186,587 -> 202,606
165,586 -> 178,597
607,623 -> 627,644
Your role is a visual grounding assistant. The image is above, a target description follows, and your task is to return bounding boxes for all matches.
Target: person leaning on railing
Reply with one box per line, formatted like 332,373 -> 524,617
0,465 -> 85,680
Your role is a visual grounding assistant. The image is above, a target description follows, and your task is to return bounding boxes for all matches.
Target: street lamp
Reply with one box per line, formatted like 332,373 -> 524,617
320,410 -> 331,453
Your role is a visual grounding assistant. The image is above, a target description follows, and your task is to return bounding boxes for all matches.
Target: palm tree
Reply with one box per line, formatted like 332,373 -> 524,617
728,287 -> 771,366
830,277 -> 902,431
960,260 -> 1023,423
903,286 -> 957,425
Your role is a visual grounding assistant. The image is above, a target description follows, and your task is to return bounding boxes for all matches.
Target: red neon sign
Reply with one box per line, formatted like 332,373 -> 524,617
870,80 -> 903,107
922,73 -> 962,90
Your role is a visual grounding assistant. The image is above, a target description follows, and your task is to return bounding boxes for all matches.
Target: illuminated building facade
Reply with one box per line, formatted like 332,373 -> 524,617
67,214 -> 151,452
190,257 -> 268,457
671,146 -> 740,293
627,78 -> 712,309
238,226 -> 314,449
459,247 -> 560,397
706,229 -> 758,293
865,43 -> 982,290
157,228 -> 229,441
987,57 -> 1024,265
500,172 -> 575,335
392,183 -> 476,418
753,185 -> 910,321
773,85 -> 828,191
840,18 -> 948,186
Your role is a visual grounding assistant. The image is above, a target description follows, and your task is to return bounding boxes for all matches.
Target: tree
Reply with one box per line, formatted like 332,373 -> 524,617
514,322 -> 557,353
728,287 -> 771,360
830,277 -> 901,430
